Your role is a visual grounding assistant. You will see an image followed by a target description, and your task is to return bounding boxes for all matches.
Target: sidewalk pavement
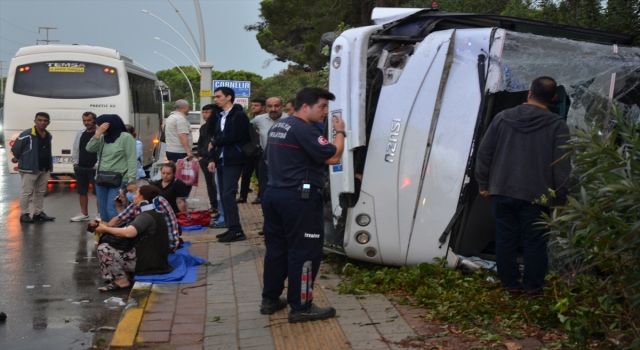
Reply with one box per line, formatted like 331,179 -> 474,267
110,170 -> 418,350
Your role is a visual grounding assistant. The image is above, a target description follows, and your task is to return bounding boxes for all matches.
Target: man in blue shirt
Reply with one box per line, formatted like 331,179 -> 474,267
259,87 -> 345,323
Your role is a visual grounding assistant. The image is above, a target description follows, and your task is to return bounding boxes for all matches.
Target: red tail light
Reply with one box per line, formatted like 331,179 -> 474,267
13,167 -> 18,171
11,158 -> 18,164
9,141 -> 15,147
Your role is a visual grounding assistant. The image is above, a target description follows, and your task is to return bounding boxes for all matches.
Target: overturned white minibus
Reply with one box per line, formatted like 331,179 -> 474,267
324,8 -> 640,267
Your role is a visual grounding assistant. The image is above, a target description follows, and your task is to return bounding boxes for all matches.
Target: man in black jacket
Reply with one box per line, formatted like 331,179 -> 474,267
475,76 -> 571,295
208,87 -> 249,242
12,112 -> 56,223
197,104 -> 218,214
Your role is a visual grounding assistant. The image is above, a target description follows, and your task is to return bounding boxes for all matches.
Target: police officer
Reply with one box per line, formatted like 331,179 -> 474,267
259,87 -> 345,323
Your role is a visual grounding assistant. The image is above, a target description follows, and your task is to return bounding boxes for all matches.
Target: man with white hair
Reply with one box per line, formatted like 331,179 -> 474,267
165,99 -> 194,162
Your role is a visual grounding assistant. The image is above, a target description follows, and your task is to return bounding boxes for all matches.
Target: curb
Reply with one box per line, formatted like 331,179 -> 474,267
110,282 -> 152,348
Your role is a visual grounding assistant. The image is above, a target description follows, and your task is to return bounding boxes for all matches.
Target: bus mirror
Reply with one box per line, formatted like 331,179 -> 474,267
162,89 -> 171,103
155,88 -> 171,103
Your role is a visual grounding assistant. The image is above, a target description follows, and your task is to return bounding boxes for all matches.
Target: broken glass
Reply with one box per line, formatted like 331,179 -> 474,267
495,31 -> 640,130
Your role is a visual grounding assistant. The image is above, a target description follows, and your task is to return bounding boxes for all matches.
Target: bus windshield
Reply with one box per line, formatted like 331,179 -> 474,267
13,61 -> 120,99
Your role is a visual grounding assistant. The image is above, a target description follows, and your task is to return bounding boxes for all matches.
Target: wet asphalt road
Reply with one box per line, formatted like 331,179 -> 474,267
0,146 -> 127,350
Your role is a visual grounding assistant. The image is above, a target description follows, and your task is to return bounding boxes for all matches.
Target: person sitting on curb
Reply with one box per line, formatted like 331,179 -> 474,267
95,185 -> 174,292
108,179 -> 181,252
114,181 -> 138,214
151,162 -> 191,214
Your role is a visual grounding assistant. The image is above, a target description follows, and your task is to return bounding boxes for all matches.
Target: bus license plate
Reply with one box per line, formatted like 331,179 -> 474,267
53,157 -> 72,164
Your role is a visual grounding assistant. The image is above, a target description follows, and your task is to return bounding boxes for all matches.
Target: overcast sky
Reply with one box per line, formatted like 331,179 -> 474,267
0,0 -> 288,78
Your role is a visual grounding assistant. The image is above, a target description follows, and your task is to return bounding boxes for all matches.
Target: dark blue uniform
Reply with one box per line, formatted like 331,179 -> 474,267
262,116 -> 336,311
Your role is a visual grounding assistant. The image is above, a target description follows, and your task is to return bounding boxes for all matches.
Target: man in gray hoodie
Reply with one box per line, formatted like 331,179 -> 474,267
475,76 -> 571,295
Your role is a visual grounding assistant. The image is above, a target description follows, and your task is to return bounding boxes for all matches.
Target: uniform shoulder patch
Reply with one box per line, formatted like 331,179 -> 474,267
318,136 -> 329,145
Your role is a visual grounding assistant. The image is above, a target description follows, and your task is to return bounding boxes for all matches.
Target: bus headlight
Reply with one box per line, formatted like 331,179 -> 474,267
332,57 -> 341,69
355,231 -> 370,244
355,214 -> 371,227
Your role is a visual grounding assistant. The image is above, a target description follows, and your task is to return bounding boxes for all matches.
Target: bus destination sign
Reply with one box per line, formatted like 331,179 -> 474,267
47,62 -> 85,73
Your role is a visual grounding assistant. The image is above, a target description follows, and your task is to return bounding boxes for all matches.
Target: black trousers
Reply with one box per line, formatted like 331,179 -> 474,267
258,158 -> 269,201
198,158 -> 218,209
217,164 -> 244,232
261,187 -> 324,311
239,154 -> 261,199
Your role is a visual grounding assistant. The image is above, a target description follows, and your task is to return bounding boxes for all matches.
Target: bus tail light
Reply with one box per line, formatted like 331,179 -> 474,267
13,167 -> 18,171
25,66 -> 30,71
9,140 -> 15,147
11,158 -> 18,164
153,138 -> 159,145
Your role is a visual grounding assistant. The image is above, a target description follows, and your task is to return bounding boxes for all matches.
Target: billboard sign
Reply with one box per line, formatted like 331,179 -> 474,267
212,80 -> 251,97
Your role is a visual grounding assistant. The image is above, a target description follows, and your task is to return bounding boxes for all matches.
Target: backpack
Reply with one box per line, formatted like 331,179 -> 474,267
240,122 -> 263,158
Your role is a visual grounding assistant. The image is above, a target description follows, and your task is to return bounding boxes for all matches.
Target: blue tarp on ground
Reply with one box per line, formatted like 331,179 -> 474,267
134,242 -> 206,284
181,225 -> 208,233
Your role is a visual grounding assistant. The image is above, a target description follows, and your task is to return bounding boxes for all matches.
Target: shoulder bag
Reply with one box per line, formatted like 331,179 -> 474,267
95,138 -> 124,187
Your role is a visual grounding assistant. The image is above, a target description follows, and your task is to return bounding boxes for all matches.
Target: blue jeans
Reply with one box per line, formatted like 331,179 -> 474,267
96,182 -> 127,222
492,195 -> 549,293
214,172 -> 225,225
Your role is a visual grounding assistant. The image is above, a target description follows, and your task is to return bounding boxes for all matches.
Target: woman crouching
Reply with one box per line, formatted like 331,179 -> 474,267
95,185 -> 174,291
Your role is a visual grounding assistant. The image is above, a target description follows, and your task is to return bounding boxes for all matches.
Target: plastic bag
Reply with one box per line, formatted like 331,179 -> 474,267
176,159 -> 199,186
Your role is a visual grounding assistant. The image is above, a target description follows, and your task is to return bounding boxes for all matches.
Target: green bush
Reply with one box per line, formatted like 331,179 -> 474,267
543,107 -> 640,347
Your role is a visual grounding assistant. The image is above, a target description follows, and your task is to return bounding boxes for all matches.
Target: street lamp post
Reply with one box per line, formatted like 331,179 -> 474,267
154,36 -> 201,74
142,9 -> 200,65
154,51 -> 196,111
192,0 -> 213,108
143,1 -> 212,110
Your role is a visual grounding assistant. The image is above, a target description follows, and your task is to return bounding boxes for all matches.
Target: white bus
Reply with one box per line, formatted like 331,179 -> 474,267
3,45 -> 164,179
325,8 -> 640,267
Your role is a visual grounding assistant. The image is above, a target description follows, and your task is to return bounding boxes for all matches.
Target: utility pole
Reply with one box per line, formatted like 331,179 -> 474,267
0,61 -> 5,105
37,27 -> 60,45
194,0 -> 212,108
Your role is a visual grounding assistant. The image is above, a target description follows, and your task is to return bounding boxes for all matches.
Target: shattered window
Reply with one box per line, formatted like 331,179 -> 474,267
495,31 -> 640,130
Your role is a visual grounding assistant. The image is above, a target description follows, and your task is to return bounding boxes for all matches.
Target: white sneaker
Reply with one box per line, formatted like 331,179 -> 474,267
95,214 -> 102,222
70,213 -> 90,222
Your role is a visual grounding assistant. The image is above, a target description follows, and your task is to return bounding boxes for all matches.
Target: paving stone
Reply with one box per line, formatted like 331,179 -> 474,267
237,317 -> 270,330
237,310 -> 263,321
172,323 -> 205,334
203,342 -> 238,350
239,336 -> 270,348
142,312 -> 174,321
175,344 -> 204,350
136,331 -> 170,343
238,327 -> 271,340
177,301 -> 206,309
139,320 -> 172,332
176,307 -> 207,315
202,333 -> 238,345
351,340 -> 391,350
206,301 -> 237,309
204,324 -> 237,337
146,303 -> 177,313
206,307 -> 237,317
241,344 -> 276,350
170,333 -> 204,346
174,314 -> 206,324
341,324 -> 384,341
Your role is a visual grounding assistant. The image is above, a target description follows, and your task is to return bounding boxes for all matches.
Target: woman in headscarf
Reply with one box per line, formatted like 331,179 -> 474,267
95,185 -> 173,291
86,114 -> 138,222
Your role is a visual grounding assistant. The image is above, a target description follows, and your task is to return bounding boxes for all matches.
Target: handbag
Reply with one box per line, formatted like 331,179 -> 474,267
99,233 -> 136,251
176,210 -> 211,227
95,139 -> 124,187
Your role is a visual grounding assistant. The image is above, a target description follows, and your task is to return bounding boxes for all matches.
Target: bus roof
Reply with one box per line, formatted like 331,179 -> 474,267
14,44 -> 157,80
374,8 -> 635,45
